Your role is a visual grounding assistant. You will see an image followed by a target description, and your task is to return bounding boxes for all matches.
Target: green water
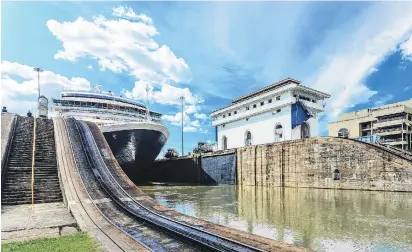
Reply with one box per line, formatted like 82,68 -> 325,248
140,185 -> 412,252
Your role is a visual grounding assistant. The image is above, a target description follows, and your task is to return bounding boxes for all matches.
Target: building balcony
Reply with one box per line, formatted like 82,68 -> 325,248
373,119 -> 404,128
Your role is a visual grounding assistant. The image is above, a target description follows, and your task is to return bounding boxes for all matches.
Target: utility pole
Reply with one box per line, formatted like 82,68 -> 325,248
33,67 -> 43,98
180,96 -> 185,156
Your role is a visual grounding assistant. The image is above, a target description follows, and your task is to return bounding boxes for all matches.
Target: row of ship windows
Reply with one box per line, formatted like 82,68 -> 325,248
221,94 -> 317,119
223,96 -> 282,118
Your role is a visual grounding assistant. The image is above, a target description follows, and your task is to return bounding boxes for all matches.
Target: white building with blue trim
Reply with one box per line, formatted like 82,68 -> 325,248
210,78 -> 330,150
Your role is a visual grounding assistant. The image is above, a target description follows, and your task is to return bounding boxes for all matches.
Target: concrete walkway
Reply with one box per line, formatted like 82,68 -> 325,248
1,202 -> 78,243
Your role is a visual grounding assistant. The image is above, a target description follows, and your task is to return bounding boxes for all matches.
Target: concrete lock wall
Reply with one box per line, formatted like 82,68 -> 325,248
149,150 -> 237,185
151,137 -> 412,191
237,137 -> 412,192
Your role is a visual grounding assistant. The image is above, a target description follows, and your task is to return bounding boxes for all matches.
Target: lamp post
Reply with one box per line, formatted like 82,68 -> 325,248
180,96 -> 185,156
33,67 -> 43,98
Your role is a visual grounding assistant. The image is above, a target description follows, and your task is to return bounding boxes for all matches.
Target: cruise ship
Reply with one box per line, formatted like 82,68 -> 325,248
52,85 -> 169,183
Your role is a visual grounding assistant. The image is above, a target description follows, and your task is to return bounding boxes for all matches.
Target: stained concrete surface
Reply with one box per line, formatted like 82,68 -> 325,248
1,202 -> 78,242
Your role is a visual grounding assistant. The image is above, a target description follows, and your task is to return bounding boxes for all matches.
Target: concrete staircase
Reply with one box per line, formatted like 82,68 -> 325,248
34,118 -> 63,203
2,116 -> 35,205
1,117 -> 63,205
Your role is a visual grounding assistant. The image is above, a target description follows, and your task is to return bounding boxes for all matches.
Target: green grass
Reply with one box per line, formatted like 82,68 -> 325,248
2,232 -> 100,252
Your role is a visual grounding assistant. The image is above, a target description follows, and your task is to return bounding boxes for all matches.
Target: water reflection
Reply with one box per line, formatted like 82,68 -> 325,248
141,185 -> 412,252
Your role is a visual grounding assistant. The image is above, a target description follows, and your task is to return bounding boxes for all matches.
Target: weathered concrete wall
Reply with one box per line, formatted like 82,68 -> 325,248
148,137 -> 412,191
1,113 -> 17,178
148,150 -> 236,185
237,137 -> 412,191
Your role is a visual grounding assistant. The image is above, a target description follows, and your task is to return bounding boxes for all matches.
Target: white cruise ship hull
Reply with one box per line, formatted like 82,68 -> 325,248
101,122 -> 169,184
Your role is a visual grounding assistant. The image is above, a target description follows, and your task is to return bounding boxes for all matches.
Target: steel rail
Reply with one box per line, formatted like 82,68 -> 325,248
64,118 -> 151,252
79,120 -> 266,252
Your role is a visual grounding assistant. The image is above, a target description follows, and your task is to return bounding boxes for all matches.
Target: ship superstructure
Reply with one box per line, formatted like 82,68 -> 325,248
52,85 -> 162,127
52,85 -> 169,183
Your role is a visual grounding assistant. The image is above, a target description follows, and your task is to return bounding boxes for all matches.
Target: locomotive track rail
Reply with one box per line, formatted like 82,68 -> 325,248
68,117 -> 267,252
65,118 -> 199,251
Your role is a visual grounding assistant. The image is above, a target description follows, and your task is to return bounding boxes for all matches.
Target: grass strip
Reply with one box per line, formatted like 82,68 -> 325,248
2,231 -> 100,252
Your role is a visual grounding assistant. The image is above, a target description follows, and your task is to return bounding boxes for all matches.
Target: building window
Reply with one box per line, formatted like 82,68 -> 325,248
234,111 -> 237,115
276,109 -> 281,113
301,122 -> 310,139
228,113 -> 231,116
338,128 -> 349,138
260,102 -> 264,106
334,169 -> 341,180
222,136 -> 228,150
246,107 -> 250,111
223,115 -> 226,118
253,104 -> 257,108
222,124 -> 225,127
246,118 -> 249,121
276,96 -> 280,101
312,99 -> 316,103
293,94 -> 297,98
245,131 -> 252,146
274,124 -> 283,142
268,99 -> 272,103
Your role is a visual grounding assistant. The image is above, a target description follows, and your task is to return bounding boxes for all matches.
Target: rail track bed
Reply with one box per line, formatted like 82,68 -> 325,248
65,118 -> 202,251
64,117 -> 308,252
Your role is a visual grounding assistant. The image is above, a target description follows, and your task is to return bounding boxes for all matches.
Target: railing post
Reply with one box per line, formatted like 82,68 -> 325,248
31,118 -> 37,207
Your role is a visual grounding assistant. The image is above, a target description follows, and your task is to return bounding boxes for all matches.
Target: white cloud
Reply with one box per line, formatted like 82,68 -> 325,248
161,112 -> 203,132
1,61 -> 91,115
310,3 -> 412,119
123,82 -> 202,106
46,6 -> 191,87
400,34 -> 412,61
404,86 -> 412,91
112,6 -> 153,24
87,65 -> 93,69
194,113 -> 208,120
183,126 -> 197,132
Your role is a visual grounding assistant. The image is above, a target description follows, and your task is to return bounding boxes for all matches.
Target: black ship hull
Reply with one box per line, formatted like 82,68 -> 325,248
102,123 -> 168,184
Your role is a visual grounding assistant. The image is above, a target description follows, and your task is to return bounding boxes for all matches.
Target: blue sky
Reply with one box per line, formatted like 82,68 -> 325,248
2,1 -> 412,155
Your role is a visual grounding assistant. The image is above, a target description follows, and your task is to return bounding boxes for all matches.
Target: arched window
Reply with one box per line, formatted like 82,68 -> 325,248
338,128 -> 349,138
245,131 -> 252,146
222,136 -> 228,150
301,122 -> 310,139
334,169 -> 341,180
274,124 -> 283,142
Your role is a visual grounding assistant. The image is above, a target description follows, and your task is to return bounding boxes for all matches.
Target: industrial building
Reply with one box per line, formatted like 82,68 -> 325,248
210,78 -> 330,150
328,99 -> 412,151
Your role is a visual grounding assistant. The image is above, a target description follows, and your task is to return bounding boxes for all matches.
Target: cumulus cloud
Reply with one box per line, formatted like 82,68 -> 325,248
87,65 -> 93,69
1,61 -> 91,115
123,82 -> 202,106
46,6 -> 191,86
194,113 -> 208,120
162,112 -> 203,132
